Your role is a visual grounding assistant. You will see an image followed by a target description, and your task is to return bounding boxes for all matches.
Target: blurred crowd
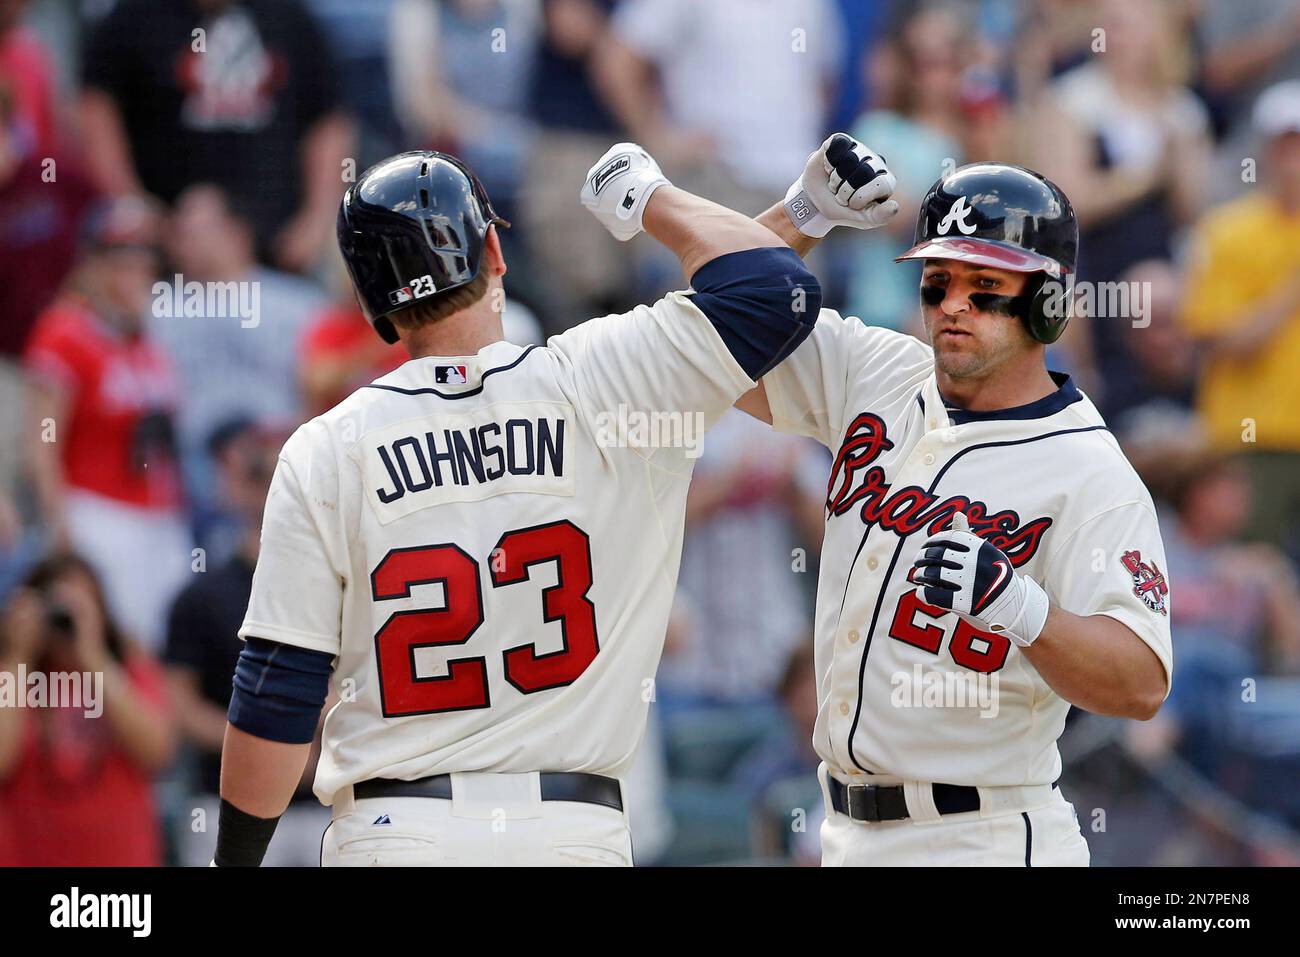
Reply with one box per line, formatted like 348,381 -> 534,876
0,0 -> 1298,866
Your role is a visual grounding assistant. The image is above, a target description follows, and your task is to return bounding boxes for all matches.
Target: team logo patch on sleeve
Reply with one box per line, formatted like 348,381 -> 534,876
1120,549 -> 1168,615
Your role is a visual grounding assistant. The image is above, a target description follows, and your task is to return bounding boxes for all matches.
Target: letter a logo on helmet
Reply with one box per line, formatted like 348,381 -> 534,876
936,196 -> 977,236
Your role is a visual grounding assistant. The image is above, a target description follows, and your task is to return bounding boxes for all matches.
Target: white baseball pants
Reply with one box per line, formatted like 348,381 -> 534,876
817,763 -> 1091,866
320,772 -> 634,867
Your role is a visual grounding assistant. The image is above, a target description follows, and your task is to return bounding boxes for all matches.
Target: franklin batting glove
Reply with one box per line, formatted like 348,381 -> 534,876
580,143 -> 670,242
909,512 -> 1051,648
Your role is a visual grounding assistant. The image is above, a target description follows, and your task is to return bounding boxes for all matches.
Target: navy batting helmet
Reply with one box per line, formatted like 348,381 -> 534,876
895,163 -> 1078,344
337,151 -> 507,344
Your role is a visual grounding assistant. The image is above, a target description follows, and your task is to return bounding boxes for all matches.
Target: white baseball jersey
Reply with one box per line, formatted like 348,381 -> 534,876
239,292 -> 754,803
763,310 -> 1173,787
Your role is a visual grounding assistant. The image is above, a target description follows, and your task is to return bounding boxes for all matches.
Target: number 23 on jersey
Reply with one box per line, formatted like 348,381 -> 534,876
370,520 -> 599,716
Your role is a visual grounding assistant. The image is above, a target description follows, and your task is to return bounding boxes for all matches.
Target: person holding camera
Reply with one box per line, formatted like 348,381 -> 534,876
0,554 -> 176,866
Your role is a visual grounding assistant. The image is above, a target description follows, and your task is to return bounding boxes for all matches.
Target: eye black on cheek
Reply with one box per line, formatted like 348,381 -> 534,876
920,284 -> 946,306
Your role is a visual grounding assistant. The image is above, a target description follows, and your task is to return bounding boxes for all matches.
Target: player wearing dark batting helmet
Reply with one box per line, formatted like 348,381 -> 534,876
742,142 -> 1171,867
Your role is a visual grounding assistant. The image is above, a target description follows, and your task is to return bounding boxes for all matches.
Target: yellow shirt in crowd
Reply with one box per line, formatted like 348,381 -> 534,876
1180,192 -> 1300,452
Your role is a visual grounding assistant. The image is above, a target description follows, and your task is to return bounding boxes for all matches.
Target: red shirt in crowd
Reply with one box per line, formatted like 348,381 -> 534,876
0,159 -> 97,357
24,296 -> 183,510
302,305 -> 406,414
0,655 -> 168,866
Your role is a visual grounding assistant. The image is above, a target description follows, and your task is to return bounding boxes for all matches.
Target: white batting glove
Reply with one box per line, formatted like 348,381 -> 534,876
908,512 -> 1051,648
580,142 -> 671,242
784,133 -> 899,238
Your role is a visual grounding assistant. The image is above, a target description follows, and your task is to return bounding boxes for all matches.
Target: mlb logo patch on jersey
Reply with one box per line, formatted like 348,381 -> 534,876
389,286 -> 414,306
1120,549 -> 1168,615
435,365 -> 469,385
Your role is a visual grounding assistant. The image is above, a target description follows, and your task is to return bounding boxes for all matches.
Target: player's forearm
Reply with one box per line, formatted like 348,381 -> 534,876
642,185 -> 784,280
756,202 -> 820,258
219,723 -> 313,819
1021,607 -> 1166,720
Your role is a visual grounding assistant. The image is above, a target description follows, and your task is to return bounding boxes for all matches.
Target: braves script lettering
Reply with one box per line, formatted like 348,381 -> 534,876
826,413 -> 1052,564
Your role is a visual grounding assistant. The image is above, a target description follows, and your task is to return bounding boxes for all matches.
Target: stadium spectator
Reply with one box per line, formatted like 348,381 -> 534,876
732,642 -> 820,849
1035,0 -> 1211,394
1179,79 -> 1300,552
844,4 -> 965,331
79,0 -> 353,271
0,553 -> 175,866
518,0 -> 638,321
162,420 -> 329,866
1098,259 -> 1197,432
1015,0 -> 1118,82
389,0 -> 539,223
1134,447 -> 1300,779
1199,0 -> 1300,147
303,0 -> 401,168
824,0 -> 884,133
24,197 -> 190,652
150,183 -> 325,550
596,0 -> 844,213
0,83 -> 96,517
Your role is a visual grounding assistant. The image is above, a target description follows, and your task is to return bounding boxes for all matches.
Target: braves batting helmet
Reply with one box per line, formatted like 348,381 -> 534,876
337,150 -> 507,344
895,163 -> 1078,344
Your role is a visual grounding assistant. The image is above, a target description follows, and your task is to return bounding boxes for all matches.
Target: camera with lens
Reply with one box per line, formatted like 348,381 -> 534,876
44,600 -> 76,641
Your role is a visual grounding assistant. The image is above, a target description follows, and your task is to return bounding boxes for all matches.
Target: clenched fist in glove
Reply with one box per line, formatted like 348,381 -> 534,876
580,143 -> 671,241
909,512 -> 1051,648
784,133 -> 899,238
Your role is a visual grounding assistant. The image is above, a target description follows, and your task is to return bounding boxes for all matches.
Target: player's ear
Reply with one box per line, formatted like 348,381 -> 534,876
484,225 -> 507,279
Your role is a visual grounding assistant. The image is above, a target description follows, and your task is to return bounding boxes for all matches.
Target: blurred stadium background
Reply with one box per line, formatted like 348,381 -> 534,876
1,0 -> 1299,866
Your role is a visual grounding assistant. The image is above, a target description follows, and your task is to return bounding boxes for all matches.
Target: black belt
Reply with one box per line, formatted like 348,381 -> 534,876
353,772 -> 623,812
827,773 -> 1059,822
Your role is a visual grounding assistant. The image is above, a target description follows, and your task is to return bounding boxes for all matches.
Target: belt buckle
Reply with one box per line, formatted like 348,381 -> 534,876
844,784 -> 879,822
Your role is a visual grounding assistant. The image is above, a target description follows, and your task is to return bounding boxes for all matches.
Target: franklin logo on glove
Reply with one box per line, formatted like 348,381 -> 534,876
580,143 -> 671,242
590,154 -> 632,195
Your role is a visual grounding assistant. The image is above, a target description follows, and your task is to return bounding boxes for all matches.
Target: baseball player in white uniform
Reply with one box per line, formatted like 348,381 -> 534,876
741,135 -> 1173,866
210,143 -> 899,866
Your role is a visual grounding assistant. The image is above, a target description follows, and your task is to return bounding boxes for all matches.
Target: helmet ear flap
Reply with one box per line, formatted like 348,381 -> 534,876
1026,272 -> 1075,344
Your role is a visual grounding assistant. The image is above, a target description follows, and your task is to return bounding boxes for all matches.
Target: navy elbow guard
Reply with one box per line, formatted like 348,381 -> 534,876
227,637 -> 333,744
688,246 -> 821,380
